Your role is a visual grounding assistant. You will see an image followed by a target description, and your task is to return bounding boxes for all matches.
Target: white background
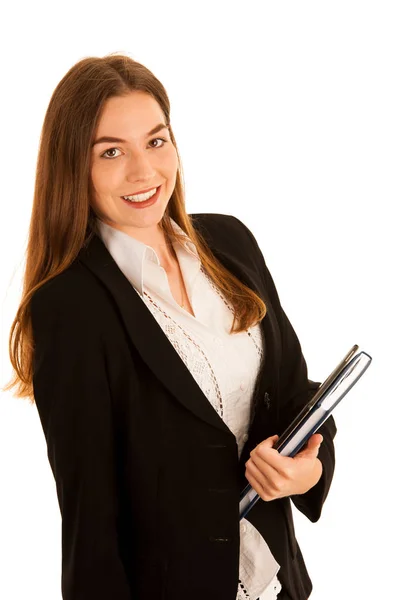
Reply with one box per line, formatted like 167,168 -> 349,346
1,1 -> 399,598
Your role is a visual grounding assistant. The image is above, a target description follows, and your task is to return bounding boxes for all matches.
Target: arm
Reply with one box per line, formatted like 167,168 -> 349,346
275,306 -> 337,522
31,281 -> 132,599
232,216 -> 337,522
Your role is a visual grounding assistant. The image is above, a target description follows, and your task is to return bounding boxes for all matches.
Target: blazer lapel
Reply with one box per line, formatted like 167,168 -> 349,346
78,219 -> 280,438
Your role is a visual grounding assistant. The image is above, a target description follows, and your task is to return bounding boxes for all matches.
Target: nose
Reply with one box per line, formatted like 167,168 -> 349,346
125,149 -> 157,181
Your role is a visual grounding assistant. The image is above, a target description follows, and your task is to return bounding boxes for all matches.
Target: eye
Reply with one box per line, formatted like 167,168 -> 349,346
101,148 -> 122,159
100,137 -> 168,159
149,137 -> 168,148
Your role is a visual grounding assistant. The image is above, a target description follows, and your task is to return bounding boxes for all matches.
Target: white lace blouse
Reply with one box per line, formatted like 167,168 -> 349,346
95,217 -> 283,600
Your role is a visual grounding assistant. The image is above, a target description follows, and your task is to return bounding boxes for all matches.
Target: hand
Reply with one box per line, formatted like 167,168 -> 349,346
245,433 -> 323,501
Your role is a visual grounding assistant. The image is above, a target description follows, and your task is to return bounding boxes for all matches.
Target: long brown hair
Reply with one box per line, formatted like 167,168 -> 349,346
3,52 -> 267,404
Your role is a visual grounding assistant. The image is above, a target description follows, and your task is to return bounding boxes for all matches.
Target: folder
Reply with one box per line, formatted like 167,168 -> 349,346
239,344 -> 372,520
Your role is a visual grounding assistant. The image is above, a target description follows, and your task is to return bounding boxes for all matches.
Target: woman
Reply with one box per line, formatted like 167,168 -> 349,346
5,54 -> 336,600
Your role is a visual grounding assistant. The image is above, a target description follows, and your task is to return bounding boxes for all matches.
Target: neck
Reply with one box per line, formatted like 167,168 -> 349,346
98,218 -> 179,271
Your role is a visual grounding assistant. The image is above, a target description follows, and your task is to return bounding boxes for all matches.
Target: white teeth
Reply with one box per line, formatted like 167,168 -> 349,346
122,187 -> 158,202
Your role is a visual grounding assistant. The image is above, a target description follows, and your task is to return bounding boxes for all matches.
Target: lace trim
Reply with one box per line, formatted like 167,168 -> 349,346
139,289 -> 225,418
200,265 -> 263,359
237,578 -> 251,600
132,266 -> 264,426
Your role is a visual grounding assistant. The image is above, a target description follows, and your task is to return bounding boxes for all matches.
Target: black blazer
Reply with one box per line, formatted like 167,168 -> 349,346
31,213 -> 337,600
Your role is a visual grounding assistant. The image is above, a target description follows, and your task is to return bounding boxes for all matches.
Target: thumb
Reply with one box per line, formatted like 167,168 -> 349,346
314,434 -> 324,446
297,434 -> 323,458
307,433 -> 323,453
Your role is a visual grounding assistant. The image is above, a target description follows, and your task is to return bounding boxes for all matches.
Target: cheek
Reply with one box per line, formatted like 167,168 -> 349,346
163,148 -> 179,182
169,146 -> 179,171
91,162 -> 122,195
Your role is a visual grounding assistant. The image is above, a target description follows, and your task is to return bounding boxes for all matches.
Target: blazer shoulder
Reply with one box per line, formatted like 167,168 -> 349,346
190,212 -> 258,250
191,211 -> 270,266
189,212 -> 235,232
30,261 -> 104,326
190,212 -> 282,306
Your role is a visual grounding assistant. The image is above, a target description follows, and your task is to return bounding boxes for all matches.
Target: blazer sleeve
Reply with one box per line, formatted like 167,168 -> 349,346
30,280 -> 132,600
275,306 -> 337,522
231,216 -> 337,523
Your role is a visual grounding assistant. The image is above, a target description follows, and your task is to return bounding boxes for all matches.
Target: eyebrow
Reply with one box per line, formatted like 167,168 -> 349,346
92,123 -> 169,147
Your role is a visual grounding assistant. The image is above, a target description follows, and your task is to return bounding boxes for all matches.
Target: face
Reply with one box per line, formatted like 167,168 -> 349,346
90,91 -> 178,239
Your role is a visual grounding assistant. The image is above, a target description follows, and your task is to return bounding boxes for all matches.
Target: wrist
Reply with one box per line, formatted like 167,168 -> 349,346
313,458 -> 323,486
298,458 -> 323,496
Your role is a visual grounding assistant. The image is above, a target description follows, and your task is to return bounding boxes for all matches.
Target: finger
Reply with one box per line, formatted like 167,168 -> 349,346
245,460 -> 273,500
245,469 -> 266,499
247,451 -> 281,478
266,434 -> 280,447
251,441 -> 293,474
250,434 -> 280,460
250,435 -> 279,455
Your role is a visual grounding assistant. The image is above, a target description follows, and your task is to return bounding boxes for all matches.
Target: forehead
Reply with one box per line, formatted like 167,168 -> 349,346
96,91 -> 164,135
